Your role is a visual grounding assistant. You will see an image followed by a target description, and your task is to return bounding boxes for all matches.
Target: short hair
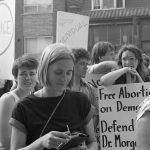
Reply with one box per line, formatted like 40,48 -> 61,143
72,48 -> 90,62
38,43 -> 75,87
91,41 -> 115,64
12,54 -> 39,79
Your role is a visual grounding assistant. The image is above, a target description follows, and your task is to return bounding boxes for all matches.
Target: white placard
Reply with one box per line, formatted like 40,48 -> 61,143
98,82 -> 150,150
56,11 -> 89,49
0,0 -> 15,80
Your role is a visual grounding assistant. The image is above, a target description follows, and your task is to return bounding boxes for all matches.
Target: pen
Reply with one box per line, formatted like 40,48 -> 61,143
66,124 -> 71,136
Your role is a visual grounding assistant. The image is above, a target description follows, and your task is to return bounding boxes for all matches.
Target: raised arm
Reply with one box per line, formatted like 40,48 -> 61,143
100,67 -> 130,86
88,61 -> 117,74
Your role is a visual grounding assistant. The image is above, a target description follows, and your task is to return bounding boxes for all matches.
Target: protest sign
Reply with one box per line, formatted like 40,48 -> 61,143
56,11 -> 89,49
98,82 -> 150,150
85,73 -> 102,89
0,0 -> 15,79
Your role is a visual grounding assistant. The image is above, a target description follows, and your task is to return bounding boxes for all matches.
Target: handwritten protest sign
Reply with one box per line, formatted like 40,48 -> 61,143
98,82 -> 150,150
0,0 -> 15,79
85,73 -> 102,89
56,11 -> 89,49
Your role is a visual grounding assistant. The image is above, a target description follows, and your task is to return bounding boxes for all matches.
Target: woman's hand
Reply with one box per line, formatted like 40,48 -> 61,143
125,67 -> 138,75
125,67 -> 143,82
39,131 -> 70,149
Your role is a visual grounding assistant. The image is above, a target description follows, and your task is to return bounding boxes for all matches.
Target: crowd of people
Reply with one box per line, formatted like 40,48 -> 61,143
0,41 -> 150,150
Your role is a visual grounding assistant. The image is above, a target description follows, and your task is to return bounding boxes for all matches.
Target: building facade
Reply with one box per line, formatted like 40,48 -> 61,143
15,0 -> 150,58
83,0 -> 150,55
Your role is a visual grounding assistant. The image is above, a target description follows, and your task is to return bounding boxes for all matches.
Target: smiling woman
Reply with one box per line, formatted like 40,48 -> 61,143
100,44 -> 147,85
0,54 -> 38,150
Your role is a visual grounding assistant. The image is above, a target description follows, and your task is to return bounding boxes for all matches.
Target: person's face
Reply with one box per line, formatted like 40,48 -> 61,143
121,50 -> 139,69
74,58 -> 89,78
100,49 -> 115,62
16,67 -> 37,90
47,59 -> 74,92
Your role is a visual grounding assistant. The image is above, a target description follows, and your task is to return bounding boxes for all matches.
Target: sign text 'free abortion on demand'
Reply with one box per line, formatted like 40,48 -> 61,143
98,82 -> 150,150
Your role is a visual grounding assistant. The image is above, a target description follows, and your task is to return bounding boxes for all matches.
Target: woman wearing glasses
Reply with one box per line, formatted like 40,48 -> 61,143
100,44 -> 145,85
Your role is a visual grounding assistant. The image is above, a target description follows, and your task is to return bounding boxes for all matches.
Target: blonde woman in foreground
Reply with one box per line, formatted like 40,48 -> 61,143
10,43 -> 98,150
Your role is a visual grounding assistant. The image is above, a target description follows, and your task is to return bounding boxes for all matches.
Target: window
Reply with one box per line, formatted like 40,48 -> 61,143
92,0 -> 125,10
24,0 -> 53,13
90,23 -> 133,48
92,0 -> 100,9
116,0 -> 124,8
24,36 -> 53,56
103,0 -> 114,9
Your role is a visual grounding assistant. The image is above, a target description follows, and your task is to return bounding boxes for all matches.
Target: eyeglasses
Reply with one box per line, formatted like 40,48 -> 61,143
122,57 -> 137,62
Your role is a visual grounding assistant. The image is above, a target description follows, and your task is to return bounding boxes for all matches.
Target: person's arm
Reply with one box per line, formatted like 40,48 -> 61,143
86,84 -> 99,130
10,126 -> 70,150
11,126 -> 45,150
89,61 -> 117,74
129,68 -> 144,83
100,67 -> 129,86
135,72 -> 144,83
93,115 -> 99,132
136,111 -> 150,150
0,94 -> 15,150
84,118 -> 98,150
125,68 -> 143,83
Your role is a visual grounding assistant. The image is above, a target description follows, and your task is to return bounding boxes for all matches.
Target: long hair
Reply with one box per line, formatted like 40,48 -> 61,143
117,44 -> 145,81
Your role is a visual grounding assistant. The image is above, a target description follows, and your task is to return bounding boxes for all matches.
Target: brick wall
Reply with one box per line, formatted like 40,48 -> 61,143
53,0 -> 66,12
23,13 -> 54,36
23,0 -> 66,43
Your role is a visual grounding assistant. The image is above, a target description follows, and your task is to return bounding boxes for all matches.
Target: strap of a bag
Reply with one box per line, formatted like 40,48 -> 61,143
39,90 -> 66,137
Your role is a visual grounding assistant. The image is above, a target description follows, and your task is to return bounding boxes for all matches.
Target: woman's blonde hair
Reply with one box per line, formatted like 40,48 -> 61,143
38,43 -> 75,87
